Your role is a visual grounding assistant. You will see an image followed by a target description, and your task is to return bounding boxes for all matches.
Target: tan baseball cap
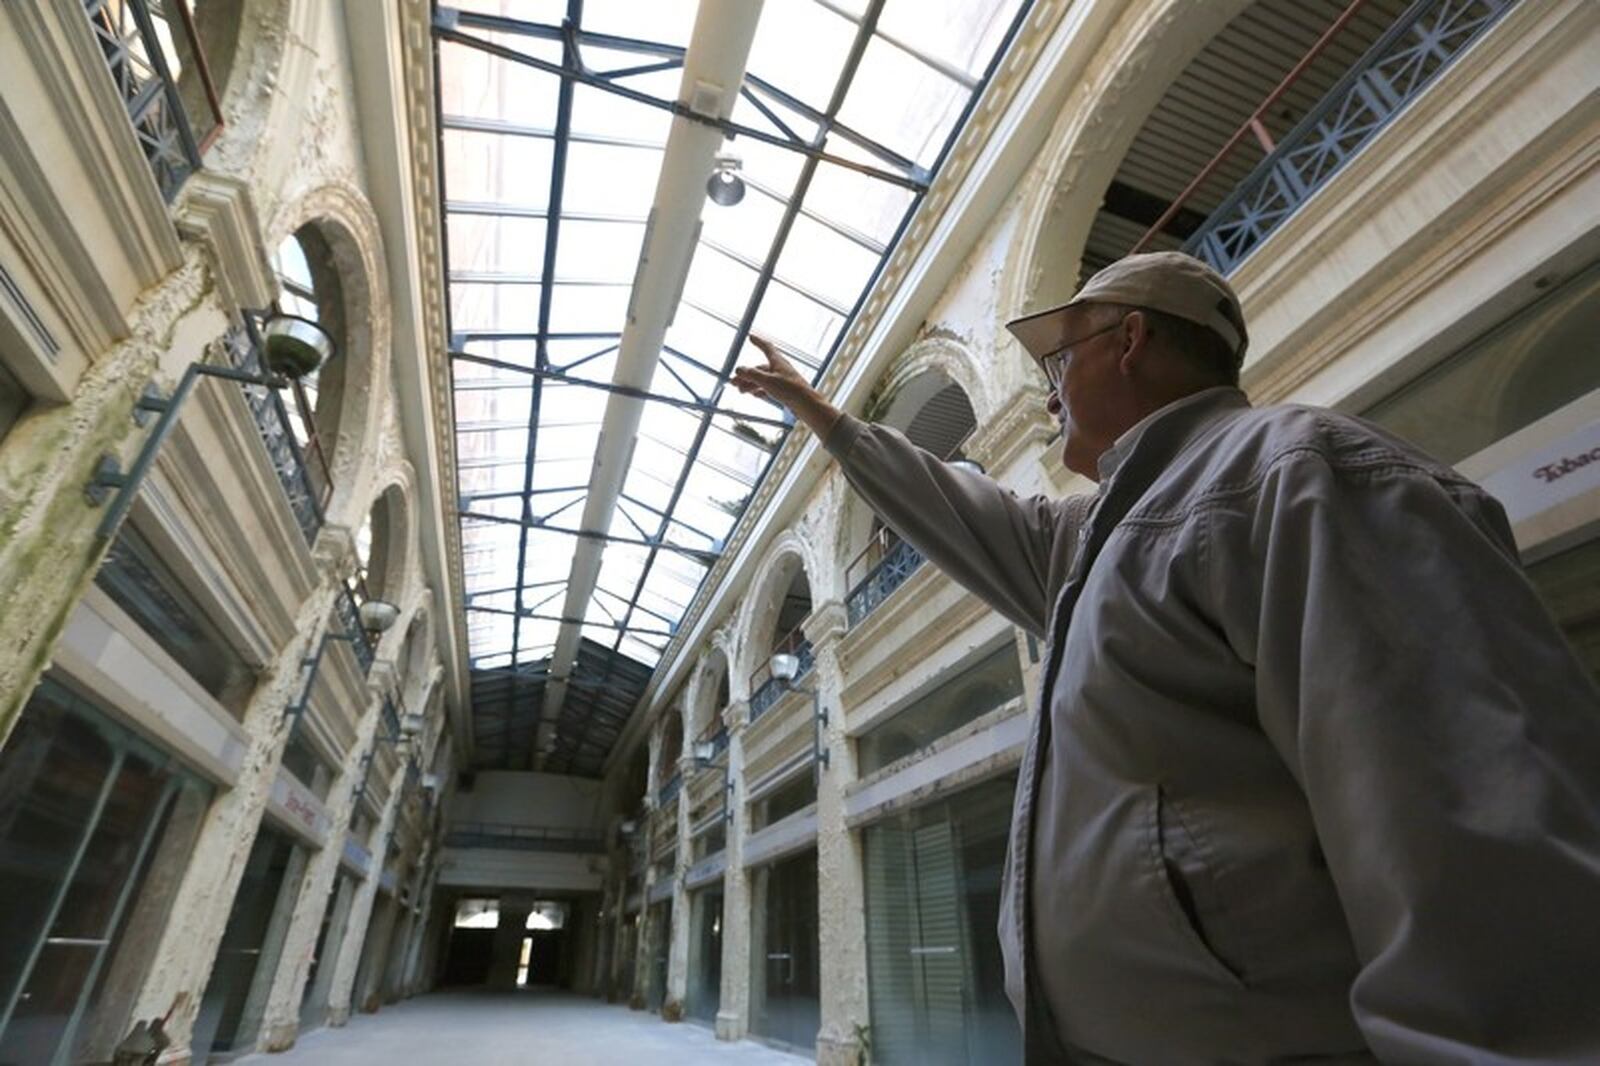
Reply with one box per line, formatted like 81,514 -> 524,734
1005,251 -> 1248,365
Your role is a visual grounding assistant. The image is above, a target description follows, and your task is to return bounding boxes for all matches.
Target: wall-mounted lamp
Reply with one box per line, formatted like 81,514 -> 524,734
706,152 -> 745,207
619,819 -> 638,836
360,598 -> 400,634
770,652 -> 829,776
262,313 -> 336,378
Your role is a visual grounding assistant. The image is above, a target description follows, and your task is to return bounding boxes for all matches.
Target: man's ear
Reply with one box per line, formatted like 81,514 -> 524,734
1117,309 -> 1151,377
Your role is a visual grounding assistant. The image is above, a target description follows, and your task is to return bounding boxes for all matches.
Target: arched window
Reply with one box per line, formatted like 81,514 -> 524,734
272,226 -> 350,510
749,564 -> 813,721
845,373 -> 975,625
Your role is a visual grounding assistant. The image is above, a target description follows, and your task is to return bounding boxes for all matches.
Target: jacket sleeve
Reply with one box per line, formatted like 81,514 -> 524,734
824,412 -> 1091,637
1216,452 -> 1600,1062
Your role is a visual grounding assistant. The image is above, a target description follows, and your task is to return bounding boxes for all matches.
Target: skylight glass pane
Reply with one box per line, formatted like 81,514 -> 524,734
836,35 -> 968,168
750,283 -> 841,367
553,220 -> 646,282
876,0 -> 1024,79
580,0 -> 699,47
773,212 -> 881,311
546,283 -> 631,333
682,245 -> 759,325
443,129 -> 555,208
798,156 -> 913,247
448,212 -> 548,275
699,188 -> 787,266
439,40 -> 561,123
451,282 -> 544,331
562,142 -> 665,215
453,0 -> 568,21
569,81 -> 674,145
746,0 -> 855,110
664,303 -> 738,375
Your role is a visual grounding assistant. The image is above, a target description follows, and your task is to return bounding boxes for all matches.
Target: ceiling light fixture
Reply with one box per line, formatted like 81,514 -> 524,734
706,152 -> 745,206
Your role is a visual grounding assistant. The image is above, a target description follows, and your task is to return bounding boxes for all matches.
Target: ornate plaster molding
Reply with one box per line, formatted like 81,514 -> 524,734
176,171 -> 277,311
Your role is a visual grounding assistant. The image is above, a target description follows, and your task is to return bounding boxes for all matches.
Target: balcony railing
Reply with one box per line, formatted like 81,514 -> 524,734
657,771 -> 683,808
445,821 -> 606,854
748,624 -> 814,723
223,318 -> 325,547
1137,0 -> 1517,274
845,530 -> 926,627
83,0 -> 224,201
337,583 -> 376,673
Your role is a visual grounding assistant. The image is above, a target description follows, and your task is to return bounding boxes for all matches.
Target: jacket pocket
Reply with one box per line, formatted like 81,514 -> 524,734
1148,785 -> 1247,988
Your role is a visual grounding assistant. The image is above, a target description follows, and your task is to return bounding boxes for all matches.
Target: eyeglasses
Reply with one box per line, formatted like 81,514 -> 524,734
1037,317 -> 1125,391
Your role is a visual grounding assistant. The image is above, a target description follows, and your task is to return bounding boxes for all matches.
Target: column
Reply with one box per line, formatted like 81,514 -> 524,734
663,749 -> 693,1019
808,602 -> 869,1066
256,675 -> 393,1050
714,698 -> 751,1041
125,584 -> 347,1056
324,755 -> 409,1025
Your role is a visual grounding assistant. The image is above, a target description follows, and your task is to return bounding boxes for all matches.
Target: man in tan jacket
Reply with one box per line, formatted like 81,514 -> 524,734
733,252 -> 1600,1064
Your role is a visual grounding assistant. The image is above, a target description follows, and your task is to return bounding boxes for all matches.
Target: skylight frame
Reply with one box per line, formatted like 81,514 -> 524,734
436,0 -> 1031,772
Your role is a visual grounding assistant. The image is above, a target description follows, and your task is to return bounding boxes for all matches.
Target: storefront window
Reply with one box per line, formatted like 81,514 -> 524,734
301,871 -> 356,1031
190,827 -> 306,1060
857,643 -> 1024,777
751,772 -> 815,832
751,848 -> 820,1050
863,774 -> 1020,1065
0,677 -> 211,1065
95,523 -> 257,716
686,886 -> 723,1024
645,899 -> 672,1012
1362,260 -> 1600,465
0,358 -> 28,442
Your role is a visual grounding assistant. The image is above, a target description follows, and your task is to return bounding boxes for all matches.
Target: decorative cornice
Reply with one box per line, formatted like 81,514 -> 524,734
397,0 -> 470,706
176,172 -> 277,312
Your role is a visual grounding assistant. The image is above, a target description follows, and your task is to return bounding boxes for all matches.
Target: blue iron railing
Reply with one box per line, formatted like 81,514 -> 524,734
845,534 -> 925,627
223,319 -> 325,547
748,636 -> 814,722
657,771 -> 683,808
83,0 -> 222,201
337,583 -> 376,672
1184,0 -> 1516,273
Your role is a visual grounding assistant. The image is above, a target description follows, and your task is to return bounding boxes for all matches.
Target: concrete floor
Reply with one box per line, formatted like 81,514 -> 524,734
231,989 -> 810,1065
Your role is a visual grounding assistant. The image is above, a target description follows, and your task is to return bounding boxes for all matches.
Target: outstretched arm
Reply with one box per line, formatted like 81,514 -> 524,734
733,335 -> 1088,635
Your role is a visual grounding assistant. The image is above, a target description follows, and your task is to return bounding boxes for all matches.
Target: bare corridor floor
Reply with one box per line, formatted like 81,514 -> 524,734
231,989 -> 811,1065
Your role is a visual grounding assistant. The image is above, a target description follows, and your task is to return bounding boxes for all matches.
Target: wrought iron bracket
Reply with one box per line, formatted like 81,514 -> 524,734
84,362 -> 288,542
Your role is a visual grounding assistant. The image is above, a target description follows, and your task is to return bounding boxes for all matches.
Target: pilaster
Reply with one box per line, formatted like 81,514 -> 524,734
256,684 -> 389,1050
664,752 -> 694,1019
806,602 -> 869,1066
324,756 -> 409,1025
714,698 -> 752,1041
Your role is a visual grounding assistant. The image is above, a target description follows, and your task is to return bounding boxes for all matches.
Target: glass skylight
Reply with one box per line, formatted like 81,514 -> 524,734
436,0 -> 1029,772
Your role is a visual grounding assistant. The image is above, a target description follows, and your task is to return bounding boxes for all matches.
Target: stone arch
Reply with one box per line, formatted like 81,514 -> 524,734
687,646 -> 732,742
200,0 -> 317,183
843,340 -> 984,578
735,535 -> 819,690
395,604 -> 435,711
271,182 -> 391,532
362,467 -> 418,609
998,0 -> 1253,333
652,706 -> 684,792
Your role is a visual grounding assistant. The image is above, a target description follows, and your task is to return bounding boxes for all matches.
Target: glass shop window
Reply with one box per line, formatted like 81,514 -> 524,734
751,848 -> 820,1051
856,642 -> 1024,777
686,885 -> 724,1024
0,677 -> 212,1065
691,818 -> 726,862
279,728 -> 337,800
750,771 -> 815,832
95,522 -> 257,717
863,774 -> 1021,1065
1362,259 -> 1600,465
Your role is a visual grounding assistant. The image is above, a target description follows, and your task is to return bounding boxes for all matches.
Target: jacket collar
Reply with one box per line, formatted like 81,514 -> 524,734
1095,386 -> 1251,483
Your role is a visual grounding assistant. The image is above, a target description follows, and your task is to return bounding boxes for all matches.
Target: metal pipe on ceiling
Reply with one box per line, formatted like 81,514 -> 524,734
536,0 -> 766,764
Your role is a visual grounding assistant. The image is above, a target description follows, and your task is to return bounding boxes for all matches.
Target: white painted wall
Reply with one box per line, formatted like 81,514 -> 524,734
449,771 -> 606,831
